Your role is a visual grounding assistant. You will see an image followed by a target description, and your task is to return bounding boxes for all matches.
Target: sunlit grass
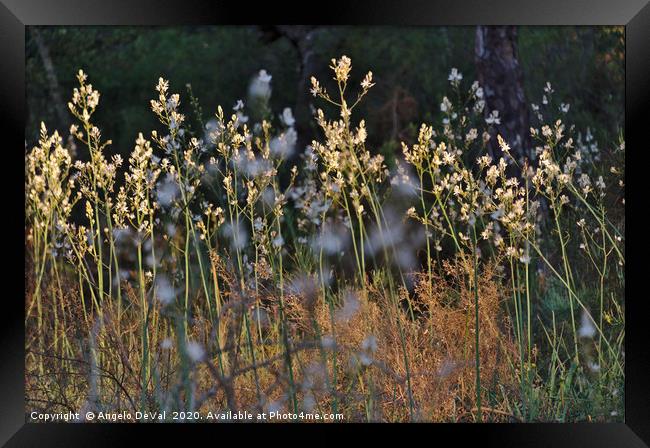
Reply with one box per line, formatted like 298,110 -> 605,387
25,57 -> 624,422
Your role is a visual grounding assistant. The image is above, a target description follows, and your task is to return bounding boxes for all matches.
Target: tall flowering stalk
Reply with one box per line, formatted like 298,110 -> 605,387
25,123 -> 78,373
67,70 -> 125,314
310,56 -> 387,291
114,133 -> 161,410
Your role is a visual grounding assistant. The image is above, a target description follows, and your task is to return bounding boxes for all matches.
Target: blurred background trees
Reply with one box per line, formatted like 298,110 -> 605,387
26,25 -> 624,162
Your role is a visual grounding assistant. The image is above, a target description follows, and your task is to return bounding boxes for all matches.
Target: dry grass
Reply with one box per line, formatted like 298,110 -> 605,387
26,253 -> 519,422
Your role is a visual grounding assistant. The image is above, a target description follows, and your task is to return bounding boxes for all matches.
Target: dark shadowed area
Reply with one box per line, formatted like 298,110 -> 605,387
26,26 -> 624,157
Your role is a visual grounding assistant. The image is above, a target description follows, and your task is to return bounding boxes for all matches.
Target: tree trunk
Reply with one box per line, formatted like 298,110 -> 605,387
292,28 -> 322,154
258,26 -> 324,155
32,28 -> 69,131
475,26 -> 531,163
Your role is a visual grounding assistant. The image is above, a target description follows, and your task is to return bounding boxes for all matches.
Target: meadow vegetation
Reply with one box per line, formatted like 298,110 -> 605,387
25,56 -> 625,422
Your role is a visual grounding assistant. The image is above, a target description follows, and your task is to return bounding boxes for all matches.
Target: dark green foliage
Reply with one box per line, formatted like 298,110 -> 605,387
26,26 -> 623,158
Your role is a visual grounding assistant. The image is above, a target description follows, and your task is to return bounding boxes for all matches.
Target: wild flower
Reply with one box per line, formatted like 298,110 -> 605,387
186,341 -> 206,363
155,275 -> 176,305
578,310 -> 597,339
448,67 -> 463,86
280,107 -> 295,127
485,110 -> 501,125
249,69 -> 272,100
335,290 -> 360,323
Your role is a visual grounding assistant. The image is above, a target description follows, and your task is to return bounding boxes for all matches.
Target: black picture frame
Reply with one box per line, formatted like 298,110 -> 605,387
2,0 -> 647,445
